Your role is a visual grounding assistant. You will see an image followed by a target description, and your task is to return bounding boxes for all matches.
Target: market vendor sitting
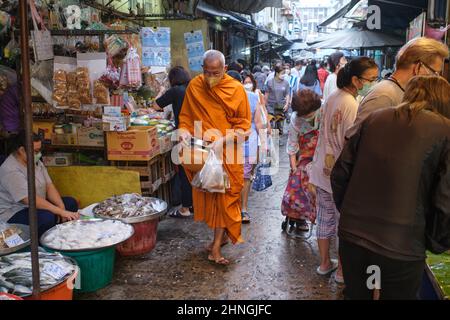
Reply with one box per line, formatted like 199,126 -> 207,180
0,131 -> 80,237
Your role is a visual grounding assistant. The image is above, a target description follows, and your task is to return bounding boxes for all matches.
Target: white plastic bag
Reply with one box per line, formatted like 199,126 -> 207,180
191,150 -> 229,193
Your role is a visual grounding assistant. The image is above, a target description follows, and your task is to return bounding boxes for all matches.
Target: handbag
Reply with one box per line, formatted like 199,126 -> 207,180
252,163 -> 272,192
30,0 -> 54,61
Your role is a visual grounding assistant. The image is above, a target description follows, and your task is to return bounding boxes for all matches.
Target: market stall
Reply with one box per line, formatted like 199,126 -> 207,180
0,0 -> 182,298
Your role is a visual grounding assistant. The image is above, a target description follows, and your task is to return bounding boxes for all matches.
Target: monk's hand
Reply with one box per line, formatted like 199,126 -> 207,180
179,130 -> 191,146
283,104 -> 289,112
208,138 -> 224,155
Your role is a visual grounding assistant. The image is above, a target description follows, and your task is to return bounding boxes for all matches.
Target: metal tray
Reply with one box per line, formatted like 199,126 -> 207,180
40,218 -> 134,252
20,256 -> 79,298
93,198 -> 168,224
0,224 -> 31,257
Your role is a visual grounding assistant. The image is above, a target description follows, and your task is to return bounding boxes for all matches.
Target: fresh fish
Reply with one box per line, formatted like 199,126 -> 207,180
2,268 -> 32,279
13,284 -> 32,295
0,252 -> 76,296
0,278 -> 15,290
93,194 -> 164,219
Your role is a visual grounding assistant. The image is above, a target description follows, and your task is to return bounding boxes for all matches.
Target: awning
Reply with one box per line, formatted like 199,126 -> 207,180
310,28 -> 404,49
202,0 -> 283,14
318,0 -> 361,28
368,0 -> 428,30
196,0 -> 255,29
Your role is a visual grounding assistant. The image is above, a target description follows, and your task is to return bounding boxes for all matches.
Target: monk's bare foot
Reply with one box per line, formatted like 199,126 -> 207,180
206,233 -> 229,251
208,248 -> 230,265
206,238 -> 229,252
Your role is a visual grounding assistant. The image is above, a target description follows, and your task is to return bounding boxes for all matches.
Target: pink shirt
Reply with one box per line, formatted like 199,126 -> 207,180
307,89 -> 358,193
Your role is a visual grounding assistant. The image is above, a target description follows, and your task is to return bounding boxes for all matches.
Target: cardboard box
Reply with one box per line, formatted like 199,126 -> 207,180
77,126 -> 105,147
103,106 -> 122,117
51,133 -> 78,145
106,126 -> 160,161
102,115 -> 129,132
33,121 -> 55,141
43,153 -> 73,166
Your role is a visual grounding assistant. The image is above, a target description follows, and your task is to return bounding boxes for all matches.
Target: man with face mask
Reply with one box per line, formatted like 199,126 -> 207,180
178,50 -> 251,265
346,37 -> 449,139
0,132 -> 79,237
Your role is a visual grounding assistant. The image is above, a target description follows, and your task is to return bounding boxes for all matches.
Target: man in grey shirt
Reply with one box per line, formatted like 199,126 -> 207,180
346,37 -> 449,139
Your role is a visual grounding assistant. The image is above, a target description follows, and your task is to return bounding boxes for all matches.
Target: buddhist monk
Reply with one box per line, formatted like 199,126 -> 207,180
178,50 -> 251,265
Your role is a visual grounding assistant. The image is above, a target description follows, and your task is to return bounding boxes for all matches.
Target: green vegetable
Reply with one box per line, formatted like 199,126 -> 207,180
427,252 -> 450,298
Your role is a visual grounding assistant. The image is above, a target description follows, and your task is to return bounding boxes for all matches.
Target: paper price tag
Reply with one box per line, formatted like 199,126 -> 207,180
43,263 -> 67,280
4,233 -> 25,248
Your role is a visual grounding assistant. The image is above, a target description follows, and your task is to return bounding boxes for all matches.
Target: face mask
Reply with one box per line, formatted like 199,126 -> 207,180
244,83 -> 253,91
279,74 -> 286,80
205,76 -> 222,88
357,81 -> 375,97
34,152 -> 42,165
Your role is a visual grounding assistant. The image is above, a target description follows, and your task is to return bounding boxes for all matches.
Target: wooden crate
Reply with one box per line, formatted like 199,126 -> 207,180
111,157 -> 162,195
160,151 -> 176,183
149,181 -> 172,206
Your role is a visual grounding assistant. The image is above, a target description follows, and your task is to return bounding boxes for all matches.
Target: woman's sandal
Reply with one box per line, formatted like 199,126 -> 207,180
241,212 -> 251,224
208,255 -> 230,265
169,209 -> 191,218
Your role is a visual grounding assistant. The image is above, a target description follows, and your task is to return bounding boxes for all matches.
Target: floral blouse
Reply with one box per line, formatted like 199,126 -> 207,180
286,110 -> 321,157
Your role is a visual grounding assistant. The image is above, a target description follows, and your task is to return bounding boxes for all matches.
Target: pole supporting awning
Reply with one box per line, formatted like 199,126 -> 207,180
18,0 -> 40,299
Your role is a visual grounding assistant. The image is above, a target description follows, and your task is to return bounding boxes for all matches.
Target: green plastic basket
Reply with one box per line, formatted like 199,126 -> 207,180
44,246 -> 116,293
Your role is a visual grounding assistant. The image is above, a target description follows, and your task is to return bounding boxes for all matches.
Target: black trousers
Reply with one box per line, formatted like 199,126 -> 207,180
339,239 -> 425,300
171,165 -> 193,208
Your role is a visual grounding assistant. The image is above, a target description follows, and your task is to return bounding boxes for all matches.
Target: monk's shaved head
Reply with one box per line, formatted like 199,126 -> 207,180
203,50 -> 227,88
203,50 -> 225,67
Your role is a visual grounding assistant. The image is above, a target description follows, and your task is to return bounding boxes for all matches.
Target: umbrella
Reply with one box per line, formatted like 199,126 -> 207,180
310,28 -> 404,50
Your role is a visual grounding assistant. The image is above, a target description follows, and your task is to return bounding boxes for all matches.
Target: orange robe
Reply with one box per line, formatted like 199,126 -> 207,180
178,74 -> 251,244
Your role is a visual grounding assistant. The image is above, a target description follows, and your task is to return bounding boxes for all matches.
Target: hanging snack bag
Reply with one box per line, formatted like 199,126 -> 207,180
52,70 -> 68,107
93,80 -> 110,105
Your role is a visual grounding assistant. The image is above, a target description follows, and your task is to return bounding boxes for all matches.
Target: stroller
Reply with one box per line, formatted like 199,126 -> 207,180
268,113 -> 286,135
281,216 -> 315,240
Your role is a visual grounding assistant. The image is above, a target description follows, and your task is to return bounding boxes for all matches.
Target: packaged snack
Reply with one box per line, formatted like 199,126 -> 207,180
79,92 -> 93,104
67,84 -> 78,93
53,82 -> 67,92
93,80 -> 110,105
68,94 -> 82,109
53,70 -> 67,83
76,67 -> 90,82
67,72 -> 77,85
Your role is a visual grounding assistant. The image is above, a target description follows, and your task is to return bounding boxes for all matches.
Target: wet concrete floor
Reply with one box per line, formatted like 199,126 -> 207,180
78,138 -> 343,300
